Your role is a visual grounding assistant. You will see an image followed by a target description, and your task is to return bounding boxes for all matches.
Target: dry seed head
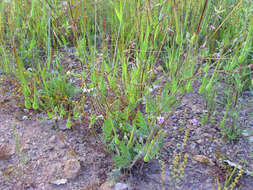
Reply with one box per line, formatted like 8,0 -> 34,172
160,160 -> 166,188
179,152 -> 189,178
229,167 -> 244,190
183,129 -> 189,148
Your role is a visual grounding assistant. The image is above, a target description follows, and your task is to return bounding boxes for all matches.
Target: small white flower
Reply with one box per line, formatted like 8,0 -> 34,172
82,87 -> 94,93
191,118 -> 198,126
66,71 -> 71,76
157,116 -> 165,124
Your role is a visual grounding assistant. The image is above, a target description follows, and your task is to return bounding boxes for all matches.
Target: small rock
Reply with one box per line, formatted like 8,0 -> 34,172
248,136 -> 253,143
190,142 -> 199,155
100,181 -> 113,190
49,135 -> 57,143
202,133 -> 212,139
50,178 -> 68,185
63,159 -> 81,179
191,105 -> 202,113
213,139 -> 223,145
171,115 -> 177,120
209,128 -> 217,133
58,141 -> 67,149
114,183 -> 129,190
196,139 -> 203,144
192,155 -> 215,166
99,182 -> 129,190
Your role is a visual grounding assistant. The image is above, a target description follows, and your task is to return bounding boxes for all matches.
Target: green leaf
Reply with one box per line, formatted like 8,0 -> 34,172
185,80 -> 192,92
161,83 -> 171,112
170,79 -> 178,93
102,118 -> 113,141
206,81 -> 212,92
136,111 -> 147,128
66,117 -> 72,129
127,123 -> 135,149
122,60 -> 128,84
113,141 -> 132,168
115,135 -> 120,145
32,79 -> 39,110
25,97 -> 31,109
144,154 -> 149,162
146,93 -> 157,114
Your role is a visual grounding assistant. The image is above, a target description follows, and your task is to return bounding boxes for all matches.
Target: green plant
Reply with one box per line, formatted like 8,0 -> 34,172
216,165 -> 245,190
85,0 -> 205,169
0,125 -> 29,186
0,0 -> 252,173
220,88 -> 243,141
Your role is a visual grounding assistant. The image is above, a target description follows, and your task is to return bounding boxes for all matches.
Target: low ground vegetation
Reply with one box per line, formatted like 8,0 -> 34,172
0,0 -> 252,189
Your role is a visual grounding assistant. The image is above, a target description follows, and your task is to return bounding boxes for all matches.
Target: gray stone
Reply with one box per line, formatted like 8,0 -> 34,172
50,178 -> 68,185
196,139 -> 203,144
248,136 -> 253,143
49,135 -> 57,143
114,183 -> 129,190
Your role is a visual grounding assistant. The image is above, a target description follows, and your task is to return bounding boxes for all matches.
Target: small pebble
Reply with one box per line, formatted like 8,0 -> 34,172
171,115 -> 177,119
49,135 -> 57,143
114,183 -> 129,190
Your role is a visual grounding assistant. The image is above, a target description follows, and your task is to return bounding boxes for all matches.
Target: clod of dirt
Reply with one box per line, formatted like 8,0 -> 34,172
114,183 -> 129,190
100,181 -> 113,190
50,178 -> 68,185
100,182 -> 129,190
63,159 -> 81,179
99,181 -> 112,190
0,143 -> 15,160
192,155 -> 215,166
49,135 -> 57,143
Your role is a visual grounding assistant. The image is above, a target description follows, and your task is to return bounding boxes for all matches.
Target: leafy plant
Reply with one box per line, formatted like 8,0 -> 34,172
0,0 -> 252,173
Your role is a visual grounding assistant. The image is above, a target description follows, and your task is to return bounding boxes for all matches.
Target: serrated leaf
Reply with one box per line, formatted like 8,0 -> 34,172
136,111 -> 147,128
102,118 -> 113,141
66,117 -> 71,129
146,93 -> 156,114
